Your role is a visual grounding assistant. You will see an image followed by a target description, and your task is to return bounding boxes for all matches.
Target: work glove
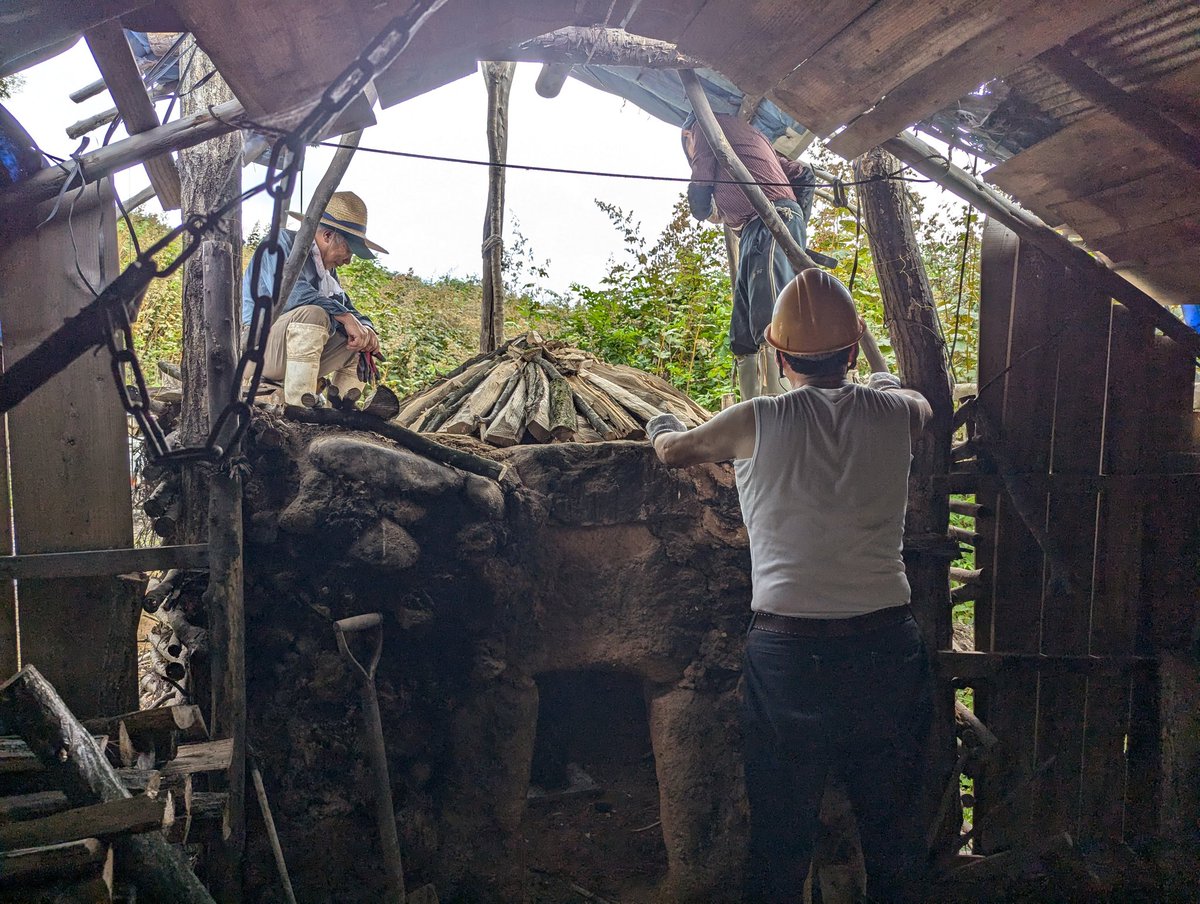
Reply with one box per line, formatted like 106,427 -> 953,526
867,372 -> 903,393
646,412 -> 687,443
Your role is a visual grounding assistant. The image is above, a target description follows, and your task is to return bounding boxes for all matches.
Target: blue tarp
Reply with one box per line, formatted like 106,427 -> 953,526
567,65 -> 802,142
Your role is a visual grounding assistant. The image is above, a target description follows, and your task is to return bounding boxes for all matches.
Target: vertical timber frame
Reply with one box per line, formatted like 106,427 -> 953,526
0,180 -> 140,719
480,61 -> 515,353
853,147 -> 957,841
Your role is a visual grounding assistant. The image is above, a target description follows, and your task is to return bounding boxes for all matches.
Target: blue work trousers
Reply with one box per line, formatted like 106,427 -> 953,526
741,613 -> 933,903
731,199 -> 808,357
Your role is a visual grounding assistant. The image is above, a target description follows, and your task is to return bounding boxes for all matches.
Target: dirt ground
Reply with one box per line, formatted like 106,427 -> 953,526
521,670 -> 669,904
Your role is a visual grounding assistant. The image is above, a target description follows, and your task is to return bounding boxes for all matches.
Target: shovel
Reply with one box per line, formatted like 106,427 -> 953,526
335,613 -> 406,904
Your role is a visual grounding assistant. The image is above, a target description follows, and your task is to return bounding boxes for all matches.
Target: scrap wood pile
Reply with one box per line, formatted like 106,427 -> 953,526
395,332 -> 711,446
0,666 -> 227,903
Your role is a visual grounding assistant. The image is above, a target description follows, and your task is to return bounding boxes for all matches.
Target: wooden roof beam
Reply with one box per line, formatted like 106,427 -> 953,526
882,131 -> 1200,360
84,19 -> 182,209
1037,45 -> 1200,173
486,26 -> 702,69
0,99 -> 242,216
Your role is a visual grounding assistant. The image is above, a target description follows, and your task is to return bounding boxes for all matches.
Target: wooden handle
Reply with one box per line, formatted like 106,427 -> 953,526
334,613 -> 383,633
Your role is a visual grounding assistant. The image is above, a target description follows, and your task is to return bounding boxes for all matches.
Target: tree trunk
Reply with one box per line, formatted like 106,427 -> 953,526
480,61 -> 515,353
177,40 -> 243,544
853,146 -> 956,848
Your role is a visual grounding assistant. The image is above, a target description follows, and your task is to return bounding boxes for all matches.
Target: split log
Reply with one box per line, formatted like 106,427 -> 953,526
163,792 -> 226,844
420,360 -> 496,432
0,796 -> 166,850
539,361 -> 577,440
0,791 -> 69,823
142,479 -> 178,520
566,379 -> 616,440
567,375 -> 637,438
572,415 -> 604,444
83,705 -> 208,747
482,362 -> 525,423
524,363 -> 553,442
0,665 -> 215,904
396,358 -> 494,427
0,838 -> 109,885
284,406 -> 504,481
580,371 -> 661,422
949,525 -> 981,546
442,359 -> 519,435
482,368 -> 529,447
949,500 -> 988,518
594,363 -> 708,422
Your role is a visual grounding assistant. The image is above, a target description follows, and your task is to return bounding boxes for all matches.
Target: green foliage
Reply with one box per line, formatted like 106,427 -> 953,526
514,198 -> 735,410
118,213 -> 184,369
0,75 -> 23,100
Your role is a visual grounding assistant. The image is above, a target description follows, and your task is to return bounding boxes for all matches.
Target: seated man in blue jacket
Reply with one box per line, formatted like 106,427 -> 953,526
242,190 -> 387,406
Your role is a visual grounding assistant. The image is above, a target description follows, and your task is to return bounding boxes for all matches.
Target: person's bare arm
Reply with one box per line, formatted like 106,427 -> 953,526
651,402 -> 757,467
866,372 -> 931,441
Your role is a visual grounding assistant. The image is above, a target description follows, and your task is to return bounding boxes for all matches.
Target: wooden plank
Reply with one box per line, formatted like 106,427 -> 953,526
1029,269 -> 1110,840
985,116 -> 1162,222
0,545 -> 209,581
675,0 -> 876,99
0,837 -> 108,884
975,225 -> 1058,855
0,348 -> 14,681
161,739 -> 234,778
0,796 -> 166,850
936,651 -> 1155,682
778,0 -> 1018,137
0,0 -> 142,72
1036,46 -> 1200,172
84,19 -> 182,210
0,184 -> 139,721
1087,212 -> 1200,269
1079,307 -> 1153,840
820,0 -> 1129,156
1048,163 -> 1200,241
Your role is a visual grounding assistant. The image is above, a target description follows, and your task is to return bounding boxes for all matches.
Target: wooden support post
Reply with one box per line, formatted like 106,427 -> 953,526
480,61 -> 515,353
276,130 -> 361,316
0,665 -> 216,904
177,43 -> 243,544
853,145 -> 956,850
881,131 -> 1200,360
202,240 -> 246,903
84,20 -> 182,209
534,63 -> 572,98
681,68 -> 889,372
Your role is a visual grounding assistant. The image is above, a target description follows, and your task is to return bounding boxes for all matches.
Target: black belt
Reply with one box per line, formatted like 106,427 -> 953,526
749,605 -> 913,639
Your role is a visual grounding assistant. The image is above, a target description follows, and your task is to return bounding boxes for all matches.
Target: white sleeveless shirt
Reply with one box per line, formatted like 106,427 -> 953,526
733,384 -> 913,618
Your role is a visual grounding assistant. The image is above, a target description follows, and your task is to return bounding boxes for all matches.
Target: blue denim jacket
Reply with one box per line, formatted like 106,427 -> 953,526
241,229 -> 375,333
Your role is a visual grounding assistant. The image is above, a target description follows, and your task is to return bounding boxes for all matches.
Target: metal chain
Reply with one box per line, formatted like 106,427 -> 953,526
99,0 -> 451,465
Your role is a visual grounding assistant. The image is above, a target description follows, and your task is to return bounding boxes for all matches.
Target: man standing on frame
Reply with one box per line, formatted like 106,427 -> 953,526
682,112 -> 816,400
647,270 -> 934,902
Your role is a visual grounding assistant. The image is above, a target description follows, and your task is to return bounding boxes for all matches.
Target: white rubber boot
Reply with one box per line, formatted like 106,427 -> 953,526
282,322 -> 328,406
736,354 -> 759,401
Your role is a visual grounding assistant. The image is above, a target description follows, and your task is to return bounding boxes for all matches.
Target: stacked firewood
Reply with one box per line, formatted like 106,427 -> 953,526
0,667 -> 227,902
396,332 -> 710,446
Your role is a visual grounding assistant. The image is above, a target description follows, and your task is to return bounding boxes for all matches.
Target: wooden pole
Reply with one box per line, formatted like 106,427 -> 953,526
680,69 -> 889,372
0,99 -> 243,215
202,240 -> 246,904
853,145 -> 956,849
489,26 -> 702,69
0,665 -> 216,904
882,131 -> 1200,359
1037,46 -> 1200,172
276,130 -> 362,317
177,42 -> 243,547
480,62 -> 515,353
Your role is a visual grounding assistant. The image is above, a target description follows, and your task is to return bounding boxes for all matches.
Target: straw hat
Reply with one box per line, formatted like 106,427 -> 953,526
288,190 -> 388,260
764,269 -> 865,356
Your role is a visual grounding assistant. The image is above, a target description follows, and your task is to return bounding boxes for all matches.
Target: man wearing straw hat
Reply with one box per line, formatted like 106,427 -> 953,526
242,190 -> 388,406
647,270 -> 934,902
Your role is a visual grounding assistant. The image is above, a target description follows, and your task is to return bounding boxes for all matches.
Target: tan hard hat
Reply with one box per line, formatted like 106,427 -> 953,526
764,269 -> 866,356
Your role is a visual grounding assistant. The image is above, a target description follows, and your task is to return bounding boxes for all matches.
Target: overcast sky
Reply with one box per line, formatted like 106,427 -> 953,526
7,40 -> 698,293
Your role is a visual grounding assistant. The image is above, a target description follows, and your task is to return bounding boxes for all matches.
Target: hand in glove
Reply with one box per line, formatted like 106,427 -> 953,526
866,371 -> 902,393
646,412 -> 687,443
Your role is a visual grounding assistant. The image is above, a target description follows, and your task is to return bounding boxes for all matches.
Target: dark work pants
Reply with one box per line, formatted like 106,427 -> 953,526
741,613 -> 933,903
731,198 -> 808,357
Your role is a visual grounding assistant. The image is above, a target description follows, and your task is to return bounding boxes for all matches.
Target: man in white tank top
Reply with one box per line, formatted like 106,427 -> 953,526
648,270 -> 933,903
